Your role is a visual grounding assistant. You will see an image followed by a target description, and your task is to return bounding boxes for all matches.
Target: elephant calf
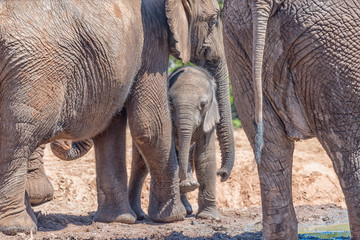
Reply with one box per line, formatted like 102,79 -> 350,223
130,66 -> 223,221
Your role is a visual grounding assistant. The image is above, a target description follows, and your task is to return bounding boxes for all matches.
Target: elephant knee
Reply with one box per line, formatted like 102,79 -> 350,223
131,129 -> 153,149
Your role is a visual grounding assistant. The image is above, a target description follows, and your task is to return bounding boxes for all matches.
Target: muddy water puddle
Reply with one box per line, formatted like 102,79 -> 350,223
299,223 -> 350,239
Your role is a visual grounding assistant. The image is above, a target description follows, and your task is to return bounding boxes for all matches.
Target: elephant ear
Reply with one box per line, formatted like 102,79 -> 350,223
203,81 -> 220,133
166,0 -> 192,64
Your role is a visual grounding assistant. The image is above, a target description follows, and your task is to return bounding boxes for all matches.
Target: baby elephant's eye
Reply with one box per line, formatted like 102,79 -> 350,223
200,100 -> 208,110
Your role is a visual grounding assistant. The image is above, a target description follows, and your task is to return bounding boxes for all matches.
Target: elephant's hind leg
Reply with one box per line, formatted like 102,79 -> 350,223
248,109 -> 297,239
26,144 -> 54,205
0,124 -> 38,234
93,111 -> 136,224
227,47 -> 298,239
318,131 -> 360,238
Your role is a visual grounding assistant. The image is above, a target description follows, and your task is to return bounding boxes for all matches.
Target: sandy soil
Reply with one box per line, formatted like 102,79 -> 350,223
1,129 -> 349,239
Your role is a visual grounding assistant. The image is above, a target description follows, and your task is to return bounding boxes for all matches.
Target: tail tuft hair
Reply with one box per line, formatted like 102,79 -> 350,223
254,119 -> 264,164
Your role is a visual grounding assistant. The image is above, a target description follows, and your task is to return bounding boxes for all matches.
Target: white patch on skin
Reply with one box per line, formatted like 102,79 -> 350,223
335,152 -> 344,173
328,131 -> 342,148
335,66 -> 345,96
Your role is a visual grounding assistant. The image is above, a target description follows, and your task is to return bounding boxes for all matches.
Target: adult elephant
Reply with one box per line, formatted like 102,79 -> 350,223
0,0 -> 234,235
223,0 -> 360,239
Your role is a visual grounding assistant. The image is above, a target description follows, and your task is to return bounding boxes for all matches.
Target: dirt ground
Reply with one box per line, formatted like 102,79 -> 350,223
1,129 -> 350,239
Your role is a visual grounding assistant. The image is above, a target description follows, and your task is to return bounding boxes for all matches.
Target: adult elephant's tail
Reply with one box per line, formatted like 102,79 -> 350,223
251,0 -> 275,164
50,139 -> 93,161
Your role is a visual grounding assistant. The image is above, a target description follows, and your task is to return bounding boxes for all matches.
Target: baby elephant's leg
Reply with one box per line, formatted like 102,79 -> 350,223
194,131 -> 221,221
180,193 -> 193,215
26,144 -> 54,205
129,141 -> 149,220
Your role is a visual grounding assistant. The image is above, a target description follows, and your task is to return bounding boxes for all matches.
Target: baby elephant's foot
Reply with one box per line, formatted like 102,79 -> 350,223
26,166 -> 54,206
197,205 -> 221,221
180,194 -> 193,215
180,179 -> 200,193
94,205 -> 137,224
132,206 -> 148,221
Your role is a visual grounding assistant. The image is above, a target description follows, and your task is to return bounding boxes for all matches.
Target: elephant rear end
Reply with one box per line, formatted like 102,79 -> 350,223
0,0 -> 144,234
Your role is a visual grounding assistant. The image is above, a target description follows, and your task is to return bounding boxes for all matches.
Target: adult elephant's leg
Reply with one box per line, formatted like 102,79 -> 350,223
93,111 -> 136,224
238,96 -> 297,239
0,124 -> 37,234
26,144 -> 54,205
318,132 -> 360,238
193,131 -> 221,221
128,141 -> 148,220
255,118 -> 297,240
127,71 -> 186,223
225,47 -> 297,239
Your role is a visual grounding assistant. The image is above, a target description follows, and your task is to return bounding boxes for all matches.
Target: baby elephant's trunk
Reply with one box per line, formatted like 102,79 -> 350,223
50,139 -> 93,161
177,120 -> 193,181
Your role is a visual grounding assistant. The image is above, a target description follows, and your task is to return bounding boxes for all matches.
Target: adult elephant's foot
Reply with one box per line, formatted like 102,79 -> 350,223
180,193 -> 193,215
94,205 -> 136,224
0,211 -> 37,235
148,189 -> 186,223
0,195 -> 37,235
196,204 -> 221,221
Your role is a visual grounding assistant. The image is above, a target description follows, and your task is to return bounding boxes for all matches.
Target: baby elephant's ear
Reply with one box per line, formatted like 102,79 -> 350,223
203,84 -> 220,133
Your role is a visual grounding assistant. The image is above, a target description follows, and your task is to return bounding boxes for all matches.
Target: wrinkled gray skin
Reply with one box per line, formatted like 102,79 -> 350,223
0,0 -> 235,235
26,140 -> 91,205
26,145 -> 54,206
129,66 -> 224,221
223,0 -> 360,239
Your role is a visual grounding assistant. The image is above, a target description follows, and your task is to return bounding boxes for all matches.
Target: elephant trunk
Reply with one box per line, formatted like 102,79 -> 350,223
204,58 -> 235,182
50,139 -> 93,161
177,118 -> 194,181
251,0 -> 272,164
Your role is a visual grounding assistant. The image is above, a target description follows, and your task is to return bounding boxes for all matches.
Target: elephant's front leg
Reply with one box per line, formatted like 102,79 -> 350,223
93,111 -> 136,224
194,131 -> 221,221
127,70 -> 186,223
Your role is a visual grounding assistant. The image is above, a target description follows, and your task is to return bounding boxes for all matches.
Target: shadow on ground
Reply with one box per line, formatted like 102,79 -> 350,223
37,213 -> 93,231
160,232 -> 351,240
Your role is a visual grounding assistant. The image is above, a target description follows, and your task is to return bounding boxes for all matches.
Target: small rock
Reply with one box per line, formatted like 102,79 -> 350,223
191,220 -> 198,225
